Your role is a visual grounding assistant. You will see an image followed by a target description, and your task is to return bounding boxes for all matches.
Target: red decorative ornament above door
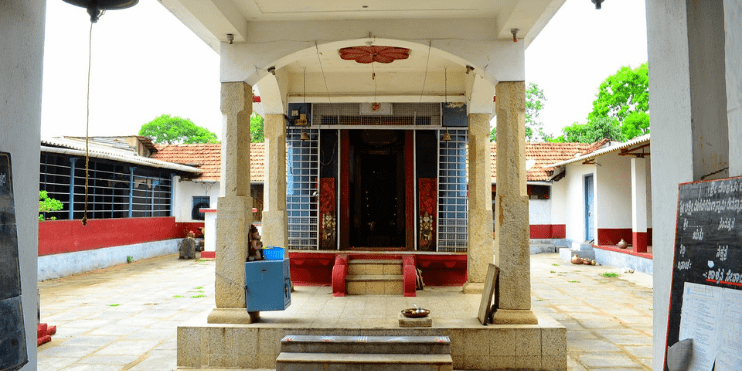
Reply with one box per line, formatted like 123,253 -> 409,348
339,46 -> 411,64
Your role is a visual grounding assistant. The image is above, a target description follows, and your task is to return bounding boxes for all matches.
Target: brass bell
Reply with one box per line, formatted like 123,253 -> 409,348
441,130 -> 452,142
300,129 -> 310,141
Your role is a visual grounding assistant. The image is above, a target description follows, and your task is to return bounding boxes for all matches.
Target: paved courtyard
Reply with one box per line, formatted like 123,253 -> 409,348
38,253 -> 654,370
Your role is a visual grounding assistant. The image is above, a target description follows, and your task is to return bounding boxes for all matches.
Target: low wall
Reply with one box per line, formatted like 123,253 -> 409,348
38,239 -> 182,281
593,245 -> 653,275
39,217 -> 203,256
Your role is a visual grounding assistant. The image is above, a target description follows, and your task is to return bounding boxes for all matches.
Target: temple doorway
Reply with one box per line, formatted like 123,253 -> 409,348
349,130 -> 406,248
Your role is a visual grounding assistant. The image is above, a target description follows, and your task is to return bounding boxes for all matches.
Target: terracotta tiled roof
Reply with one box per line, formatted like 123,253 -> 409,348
490,142 -> 595,182
153,140 -> 600,184
152,143 -> 265,182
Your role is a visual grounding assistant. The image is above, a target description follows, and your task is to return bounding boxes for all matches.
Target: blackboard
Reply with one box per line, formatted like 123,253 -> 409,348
665,176 -> 742,371
0,152 -> 28,371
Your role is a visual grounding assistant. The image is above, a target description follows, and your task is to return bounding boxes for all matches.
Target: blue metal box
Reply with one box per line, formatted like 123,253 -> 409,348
244,259 -> 291,311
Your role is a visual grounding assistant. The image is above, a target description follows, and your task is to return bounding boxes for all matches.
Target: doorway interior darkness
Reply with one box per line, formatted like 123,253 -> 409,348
348,130 -> 406,248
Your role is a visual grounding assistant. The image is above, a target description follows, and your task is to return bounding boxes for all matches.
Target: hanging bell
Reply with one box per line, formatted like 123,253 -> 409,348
300,129 -> 311,141
441,130 -> 452,142
63,0 -> 139,23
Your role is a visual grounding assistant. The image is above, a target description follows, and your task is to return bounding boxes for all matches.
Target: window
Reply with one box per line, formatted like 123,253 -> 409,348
527,185 -> 550,200
192,196 -> 210,221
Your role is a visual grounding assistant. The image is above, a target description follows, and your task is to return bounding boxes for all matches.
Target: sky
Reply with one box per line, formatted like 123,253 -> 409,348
40,0 -> 648,139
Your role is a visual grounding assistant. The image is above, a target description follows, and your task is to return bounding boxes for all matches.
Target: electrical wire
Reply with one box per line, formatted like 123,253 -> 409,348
418,41 -> 432,103
315,41 -> 332,103
82,21 -> 94,226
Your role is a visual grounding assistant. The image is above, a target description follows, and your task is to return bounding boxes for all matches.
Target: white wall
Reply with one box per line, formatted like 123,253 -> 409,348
595,154 -> 632,229
0,1 -> 45,368
528,199 -> 551,225
550,177 -> 567,225
560,163 -> 595,242
172,176 -> 220,222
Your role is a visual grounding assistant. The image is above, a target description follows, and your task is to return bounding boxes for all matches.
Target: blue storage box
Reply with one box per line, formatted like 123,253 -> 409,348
244,259 -> 291,311
263,246 -> 285,260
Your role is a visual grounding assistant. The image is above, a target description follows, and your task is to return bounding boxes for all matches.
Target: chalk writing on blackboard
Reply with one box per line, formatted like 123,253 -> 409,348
666,176 -> 742,371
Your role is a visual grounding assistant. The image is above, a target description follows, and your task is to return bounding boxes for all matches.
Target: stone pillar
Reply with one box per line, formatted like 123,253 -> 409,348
208,82 -> 258,324
463,113 -> 494,294
631,157 -> 648,253
261,114 -> 289,252
492,81 -> 537,324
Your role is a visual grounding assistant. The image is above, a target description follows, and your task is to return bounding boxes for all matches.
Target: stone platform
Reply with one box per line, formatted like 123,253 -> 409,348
176,286 -> 566,370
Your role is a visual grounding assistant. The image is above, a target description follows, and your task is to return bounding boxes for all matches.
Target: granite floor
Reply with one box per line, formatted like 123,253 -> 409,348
38,253 -> 654,370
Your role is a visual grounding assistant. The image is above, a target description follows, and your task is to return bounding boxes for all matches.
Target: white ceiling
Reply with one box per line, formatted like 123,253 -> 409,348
235,0 -> 503,21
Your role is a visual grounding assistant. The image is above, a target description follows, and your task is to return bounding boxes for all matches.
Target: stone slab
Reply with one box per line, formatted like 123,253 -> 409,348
398,313 -> 433,327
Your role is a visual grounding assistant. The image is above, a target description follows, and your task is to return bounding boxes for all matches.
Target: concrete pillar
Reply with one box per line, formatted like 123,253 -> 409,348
631,158 -> 648,253
463,113 -> 493,294
261,114 -> 289,252
208,81 -> 258,324
726,0 -> 742,177
492,81 -> 537,324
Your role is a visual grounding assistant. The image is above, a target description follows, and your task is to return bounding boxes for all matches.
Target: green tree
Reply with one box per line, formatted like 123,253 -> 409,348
549,117 -> 626,143
588,63 -> 649,139
39,190 -> 63,221
490,82 -> 547,142
250,113 -> 264,143
139,114 -> 218,144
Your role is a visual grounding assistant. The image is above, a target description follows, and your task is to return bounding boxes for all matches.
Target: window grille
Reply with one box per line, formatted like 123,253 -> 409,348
192,196 -> 210,221
286,128 -> 319,250
437,129 -> 468,252
39,153 -> 172,220
311,103 -> 441,126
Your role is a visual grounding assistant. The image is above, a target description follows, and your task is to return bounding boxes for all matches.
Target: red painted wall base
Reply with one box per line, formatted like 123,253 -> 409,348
632,232 -> 648,253
529,224 -> 566,239
200,251 -> 215,259
597,228 -> 633,246
38,217 -> 203,256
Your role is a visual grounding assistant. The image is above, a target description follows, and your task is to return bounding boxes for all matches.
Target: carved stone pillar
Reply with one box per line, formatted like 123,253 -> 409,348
261,114 -> 288,252
492,81 -> 537,324
463,113 -> 494,294
208,82 -> 258,324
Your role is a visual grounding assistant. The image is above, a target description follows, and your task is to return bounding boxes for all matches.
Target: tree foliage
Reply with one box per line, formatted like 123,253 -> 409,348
490,82 -> 547,142
588,63 -> 649,139
139,114 -> 218,144
548,63 -> 649,143
549,117 -> 625,143
39,190 -> 63,221
250,113 -> 264,143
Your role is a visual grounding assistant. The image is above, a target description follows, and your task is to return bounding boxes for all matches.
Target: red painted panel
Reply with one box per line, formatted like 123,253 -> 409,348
200,251 -> 215,259
597,228 -> 633,246
38,217 -> 197,256
405,131 -> 415,250
632,232 -> 648,253
340,130 -> 350,248
418,178 -> 437,251
319,178 -> 337,250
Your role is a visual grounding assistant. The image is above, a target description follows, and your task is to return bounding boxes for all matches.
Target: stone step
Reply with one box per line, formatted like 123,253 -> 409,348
347,259 -> 403,275
280,335 -> 451,354
275,353 -> 453,371
530,243 -> 557,254
346,274 -> 404,295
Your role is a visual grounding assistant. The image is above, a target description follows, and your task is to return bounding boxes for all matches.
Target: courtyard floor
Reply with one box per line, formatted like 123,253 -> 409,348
37,253 -> 654,371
